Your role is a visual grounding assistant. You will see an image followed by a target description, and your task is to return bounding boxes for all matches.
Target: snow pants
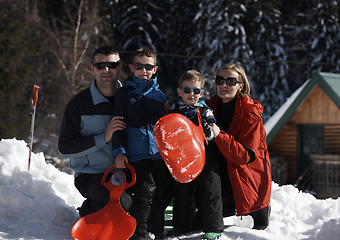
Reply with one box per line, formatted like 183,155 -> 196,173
75,172 -> 132,218
127,159 -> 173,239
195,142 -> 270,231
147,161 -> 196,235
194,142 -> 235,232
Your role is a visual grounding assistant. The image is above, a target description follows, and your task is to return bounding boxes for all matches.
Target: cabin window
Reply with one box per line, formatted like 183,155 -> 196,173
297,124 -> 324,175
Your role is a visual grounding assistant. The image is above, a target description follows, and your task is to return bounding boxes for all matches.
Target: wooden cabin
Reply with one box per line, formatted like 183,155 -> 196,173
264,72 -> 340,198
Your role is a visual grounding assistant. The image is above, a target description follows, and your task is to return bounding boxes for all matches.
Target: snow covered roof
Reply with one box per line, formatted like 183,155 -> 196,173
265,72 -> 340,144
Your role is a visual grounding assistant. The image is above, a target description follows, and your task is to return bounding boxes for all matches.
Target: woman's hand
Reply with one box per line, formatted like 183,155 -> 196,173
209,123 -> 221,138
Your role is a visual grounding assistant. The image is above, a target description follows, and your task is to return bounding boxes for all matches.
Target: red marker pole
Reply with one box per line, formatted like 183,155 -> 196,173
28,85 -> 39,170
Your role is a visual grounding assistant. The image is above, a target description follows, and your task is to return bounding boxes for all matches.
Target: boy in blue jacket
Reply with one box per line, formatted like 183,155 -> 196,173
112,47 -> 169,240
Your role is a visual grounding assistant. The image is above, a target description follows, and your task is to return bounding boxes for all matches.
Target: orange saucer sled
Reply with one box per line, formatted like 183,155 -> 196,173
71,164 -> 136,240
153,110 -> 207,183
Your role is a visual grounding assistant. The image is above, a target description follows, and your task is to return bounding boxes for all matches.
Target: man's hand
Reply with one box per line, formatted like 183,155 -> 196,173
115,153 -> 128,168
104,116 -> 126,143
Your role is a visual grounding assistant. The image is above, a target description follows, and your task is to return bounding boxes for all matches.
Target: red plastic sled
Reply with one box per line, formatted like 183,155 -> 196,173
71,164 -> 136,240
153,110 -> 207,183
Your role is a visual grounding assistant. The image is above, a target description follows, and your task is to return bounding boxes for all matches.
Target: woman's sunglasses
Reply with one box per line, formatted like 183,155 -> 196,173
133,63 -> 155,71
181,87 -> 203,95
215,76 -> 242,86
93,61 -> 121,70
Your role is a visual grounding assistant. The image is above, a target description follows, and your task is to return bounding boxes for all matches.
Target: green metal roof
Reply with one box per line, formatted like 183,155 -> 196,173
265,72 -> 340,144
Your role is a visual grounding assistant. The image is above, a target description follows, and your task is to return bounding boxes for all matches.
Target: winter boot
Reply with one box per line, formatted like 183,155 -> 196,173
250,205 -> 271,230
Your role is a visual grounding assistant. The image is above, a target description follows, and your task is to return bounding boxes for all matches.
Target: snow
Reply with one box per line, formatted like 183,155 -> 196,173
1,138 -> 340,240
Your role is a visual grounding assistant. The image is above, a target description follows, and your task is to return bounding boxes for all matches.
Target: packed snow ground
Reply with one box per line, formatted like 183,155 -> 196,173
0,138 -> 339,240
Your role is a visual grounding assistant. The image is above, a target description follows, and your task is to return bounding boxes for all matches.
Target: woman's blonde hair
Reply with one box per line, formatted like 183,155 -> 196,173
217,63 -> 251,97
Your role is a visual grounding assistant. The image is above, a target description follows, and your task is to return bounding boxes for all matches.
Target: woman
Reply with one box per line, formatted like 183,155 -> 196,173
196,63 -> 271,238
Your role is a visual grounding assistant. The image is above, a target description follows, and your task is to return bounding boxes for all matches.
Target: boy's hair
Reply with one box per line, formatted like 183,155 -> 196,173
218,63 -> 251,97
92,45 -> 119,64
178,70 -> 205,88
130,47 -> 157,64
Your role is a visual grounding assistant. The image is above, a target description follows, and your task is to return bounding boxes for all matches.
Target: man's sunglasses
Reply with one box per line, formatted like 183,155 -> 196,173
133,63 -> 155,71
181,87 -> 203,95
215,76 -> 242,86
93,61 -> 121,70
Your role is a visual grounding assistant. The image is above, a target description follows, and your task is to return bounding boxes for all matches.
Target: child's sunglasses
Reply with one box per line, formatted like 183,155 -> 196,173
93,61 -> 121,70
133,63 -> 155,71
181,87 -> 203,95
215,76 -> 242,86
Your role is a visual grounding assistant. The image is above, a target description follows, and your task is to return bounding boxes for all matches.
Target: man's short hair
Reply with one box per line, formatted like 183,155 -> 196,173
92,45 -> 119,64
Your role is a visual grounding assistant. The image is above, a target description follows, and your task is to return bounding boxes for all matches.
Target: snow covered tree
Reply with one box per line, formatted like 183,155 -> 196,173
185,1 -> 254,99
309,0 -> 340,74
158,0 -> 203,100
242,0 -> 289,121
108,0 -> 170,55
107,0 -> 171,92
281,0 -> 340,92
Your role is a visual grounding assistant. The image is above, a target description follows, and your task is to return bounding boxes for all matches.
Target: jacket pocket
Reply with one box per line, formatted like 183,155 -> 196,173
232,166 -> 259,206
69,156 -> 89,170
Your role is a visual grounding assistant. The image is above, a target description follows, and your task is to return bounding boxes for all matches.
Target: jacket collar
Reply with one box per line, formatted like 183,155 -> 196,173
125,75 -> 159,95
208,95 -> 263,118
90,79 -> 122,105
177,99 -> 207,108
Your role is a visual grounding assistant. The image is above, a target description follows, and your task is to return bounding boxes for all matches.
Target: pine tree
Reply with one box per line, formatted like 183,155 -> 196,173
281,0 -> 339,98
242,0 -> 289,121
159,0 -> 203,99
309,0 -> 340,73
185,1 -> 254,99
108,0 -> 170,54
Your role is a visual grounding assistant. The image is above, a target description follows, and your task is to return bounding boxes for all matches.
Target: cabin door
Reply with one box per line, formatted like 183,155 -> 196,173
297,124 -> 324,175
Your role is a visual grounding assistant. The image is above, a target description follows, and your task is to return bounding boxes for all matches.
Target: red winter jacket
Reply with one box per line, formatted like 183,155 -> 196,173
206,95 -> 271,216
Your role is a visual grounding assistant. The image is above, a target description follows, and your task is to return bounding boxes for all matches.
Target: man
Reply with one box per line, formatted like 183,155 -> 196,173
58,45 -> 130,217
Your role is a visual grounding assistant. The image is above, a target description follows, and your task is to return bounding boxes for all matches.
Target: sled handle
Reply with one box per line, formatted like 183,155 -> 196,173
196,108 -> 208,145
101,163 -> 136,191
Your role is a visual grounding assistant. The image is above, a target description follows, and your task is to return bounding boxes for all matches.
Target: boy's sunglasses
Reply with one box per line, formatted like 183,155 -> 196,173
215,76 -> 242,86
181,87 -> 203,95
133,63 -> 155,71
93,61 -> 121,70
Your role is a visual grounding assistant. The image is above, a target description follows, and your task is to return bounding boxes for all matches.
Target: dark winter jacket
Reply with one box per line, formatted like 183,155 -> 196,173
58,80 -> 119,177
112,75 -> 166,163
206,95 -> 272,216
173,100 -> 216,141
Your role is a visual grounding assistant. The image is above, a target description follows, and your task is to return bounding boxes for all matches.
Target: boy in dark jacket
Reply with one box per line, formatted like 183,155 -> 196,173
148,70 -> 216,239
112,47 -> 168,240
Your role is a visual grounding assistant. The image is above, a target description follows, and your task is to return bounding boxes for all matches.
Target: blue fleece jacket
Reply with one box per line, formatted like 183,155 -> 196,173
58,80 -> 118,177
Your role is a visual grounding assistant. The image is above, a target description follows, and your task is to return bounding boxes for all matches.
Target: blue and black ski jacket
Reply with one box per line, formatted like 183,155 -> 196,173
112,75 -> 166,163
